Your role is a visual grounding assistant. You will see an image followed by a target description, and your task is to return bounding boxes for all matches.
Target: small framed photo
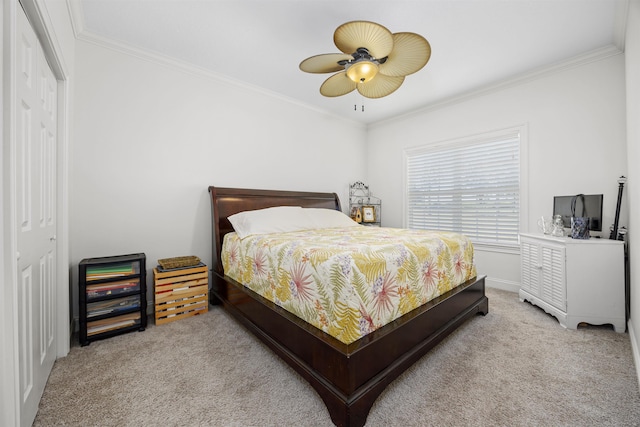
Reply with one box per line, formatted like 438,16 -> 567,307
350,206 -> 360,220
362,206 -> 375,223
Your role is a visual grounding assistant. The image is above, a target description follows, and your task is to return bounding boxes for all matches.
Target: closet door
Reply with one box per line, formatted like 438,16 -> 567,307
15,6 -> 58,425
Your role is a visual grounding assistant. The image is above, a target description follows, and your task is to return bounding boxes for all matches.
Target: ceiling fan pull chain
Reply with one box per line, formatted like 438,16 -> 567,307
352,91 -> 365,112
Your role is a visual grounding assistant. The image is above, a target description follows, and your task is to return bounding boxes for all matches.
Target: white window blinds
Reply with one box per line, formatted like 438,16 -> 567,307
405,130 -> 520,246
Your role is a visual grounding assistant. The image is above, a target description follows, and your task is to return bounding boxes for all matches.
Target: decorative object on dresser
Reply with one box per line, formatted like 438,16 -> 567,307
519,233 -> 625,333
349,181 -> 381,226
79,253 -> 147,346
154,260 -> 209,325
569,194 -> 590,239
208,186 -> 487,427
550,214 -> 565,237
537,216 -> 553,235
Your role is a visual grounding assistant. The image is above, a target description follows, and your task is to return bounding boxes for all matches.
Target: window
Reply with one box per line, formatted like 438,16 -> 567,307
404,127 -> 523,248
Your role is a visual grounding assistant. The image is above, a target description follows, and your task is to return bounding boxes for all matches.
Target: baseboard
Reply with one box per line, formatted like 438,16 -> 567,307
628,320 -> 640,391
485,277 -> 520,293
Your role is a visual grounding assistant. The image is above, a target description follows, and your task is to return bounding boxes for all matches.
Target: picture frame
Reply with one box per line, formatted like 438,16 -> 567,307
350,206 -> 360,221
362,206 -> 375,223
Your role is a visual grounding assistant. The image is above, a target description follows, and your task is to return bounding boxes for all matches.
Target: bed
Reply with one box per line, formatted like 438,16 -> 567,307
208,186 -> 488,427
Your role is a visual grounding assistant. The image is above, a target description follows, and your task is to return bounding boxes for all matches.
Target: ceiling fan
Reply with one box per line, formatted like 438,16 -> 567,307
299,20 -> 431,99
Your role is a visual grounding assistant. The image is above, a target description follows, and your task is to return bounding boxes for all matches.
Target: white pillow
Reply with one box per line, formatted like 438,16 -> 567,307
228,206 -> 358,239
228,206 -> 309,239
303,208 -> 360,229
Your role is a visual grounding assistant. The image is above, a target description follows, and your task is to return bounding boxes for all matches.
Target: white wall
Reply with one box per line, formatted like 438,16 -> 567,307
366,53 -> 627,290
625,0 -> 640,383
71,40 -> 366,318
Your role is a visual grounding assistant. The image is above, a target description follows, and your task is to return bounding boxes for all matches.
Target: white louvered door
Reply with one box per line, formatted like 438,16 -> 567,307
540,244 -> 566,311
519,239 -> 539,295
15,6 -> 58,425
520,236 -> 566,312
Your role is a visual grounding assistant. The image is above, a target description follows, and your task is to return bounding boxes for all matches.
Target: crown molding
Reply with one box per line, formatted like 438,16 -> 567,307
66,13 -> 364,129
371,44 -> 623,128
613,0 -> 629,52
65,0 -> 84,39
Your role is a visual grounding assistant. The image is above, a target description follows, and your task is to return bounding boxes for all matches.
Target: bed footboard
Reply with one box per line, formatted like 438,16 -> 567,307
212,272 -> 487,427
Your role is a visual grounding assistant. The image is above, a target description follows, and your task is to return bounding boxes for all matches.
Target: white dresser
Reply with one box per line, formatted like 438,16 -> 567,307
519,233 -> 626,333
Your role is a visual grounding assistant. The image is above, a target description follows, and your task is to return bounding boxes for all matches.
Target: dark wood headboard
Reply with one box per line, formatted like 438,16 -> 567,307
208,186 -> 341,274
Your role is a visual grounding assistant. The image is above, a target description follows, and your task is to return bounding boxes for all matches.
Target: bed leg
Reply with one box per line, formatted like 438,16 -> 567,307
316,377 -> 388,427
478,296 -> 489,315
319,394 -> 374,427
209,272 -> 225,305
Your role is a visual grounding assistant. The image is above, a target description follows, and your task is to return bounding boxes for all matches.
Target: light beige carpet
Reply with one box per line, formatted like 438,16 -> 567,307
34,288 -> 640,426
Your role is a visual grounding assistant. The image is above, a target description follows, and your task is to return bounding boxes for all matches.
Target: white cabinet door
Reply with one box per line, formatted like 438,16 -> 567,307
520,239 -> 539,295
540,244 -> 566,311
520,237 -> 566,310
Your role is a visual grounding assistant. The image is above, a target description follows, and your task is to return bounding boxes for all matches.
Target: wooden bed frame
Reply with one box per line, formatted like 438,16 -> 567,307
208,186 -> 488,427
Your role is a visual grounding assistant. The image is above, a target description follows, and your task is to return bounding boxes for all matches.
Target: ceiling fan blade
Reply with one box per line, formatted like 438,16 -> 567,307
378,32 -> 431,77
357,74 -> 405,99
300,53 -> 353,73
320,72 -> 357,97
334,21 -> 394,59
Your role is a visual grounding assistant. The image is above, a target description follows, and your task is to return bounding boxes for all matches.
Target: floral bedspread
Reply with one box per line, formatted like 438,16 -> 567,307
222,226 -> 477,344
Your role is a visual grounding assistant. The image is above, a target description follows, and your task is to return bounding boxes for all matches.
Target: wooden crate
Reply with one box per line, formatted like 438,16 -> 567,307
154,264 -> 208,325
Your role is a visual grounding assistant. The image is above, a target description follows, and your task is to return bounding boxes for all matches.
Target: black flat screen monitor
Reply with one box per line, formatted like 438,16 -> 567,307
553,194 -> 603,232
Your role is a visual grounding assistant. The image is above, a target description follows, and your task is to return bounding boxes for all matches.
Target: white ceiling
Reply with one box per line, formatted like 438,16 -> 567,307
71,0 -> 628,125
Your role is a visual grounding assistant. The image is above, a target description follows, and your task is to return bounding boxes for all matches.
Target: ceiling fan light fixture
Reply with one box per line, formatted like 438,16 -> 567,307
345,60 -> 378,83
300,20 -> 430,99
